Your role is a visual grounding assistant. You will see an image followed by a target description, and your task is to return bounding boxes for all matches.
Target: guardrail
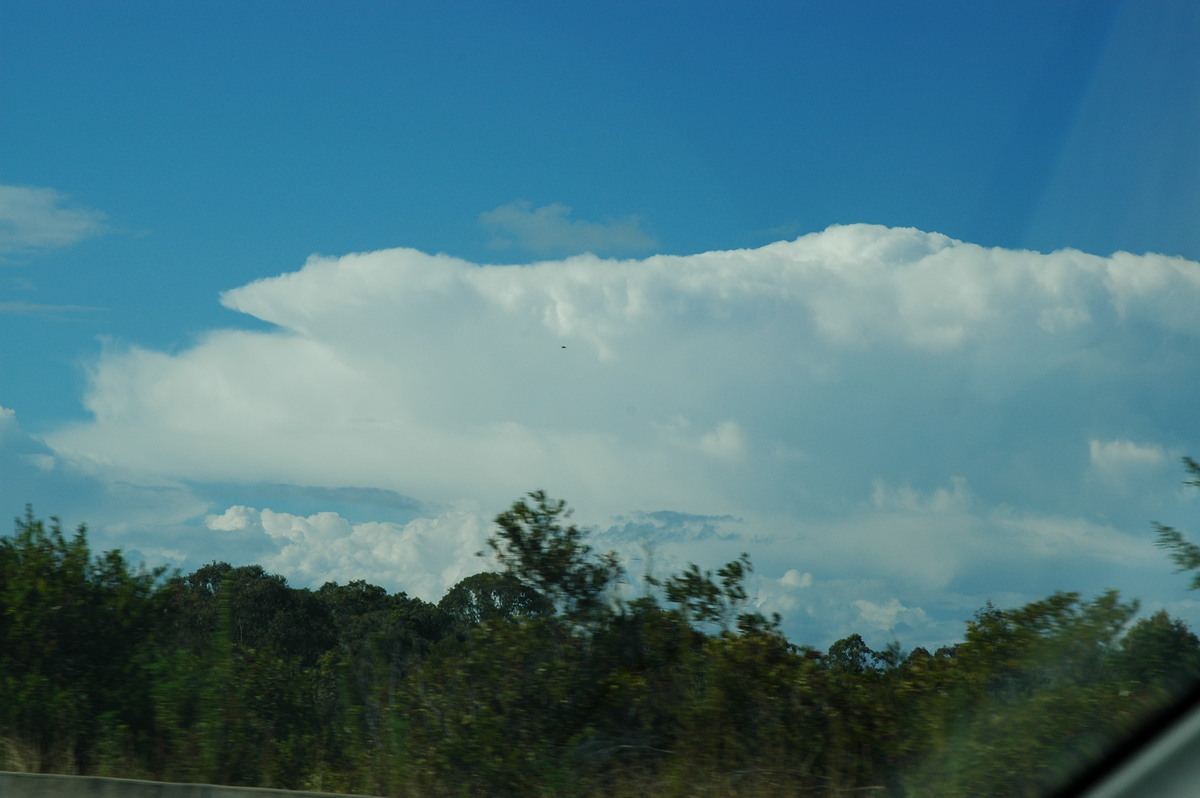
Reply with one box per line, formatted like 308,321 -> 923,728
0,772 -> 385,798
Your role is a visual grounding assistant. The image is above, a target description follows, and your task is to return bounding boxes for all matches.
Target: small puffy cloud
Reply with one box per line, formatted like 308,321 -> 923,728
0,185 -> 107,256
656,417 -> 746,462
699,420 -> 746,459
1088,438 -> 1173,494
782,569 -> 813,589
1089,438 -> 1166,472
480,200 -> 656,255
853,597 -> 931,634
206,504 -> 261,532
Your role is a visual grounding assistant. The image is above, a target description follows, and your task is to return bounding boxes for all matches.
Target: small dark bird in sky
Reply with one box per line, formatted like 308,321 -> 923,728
561,345 -> 567,349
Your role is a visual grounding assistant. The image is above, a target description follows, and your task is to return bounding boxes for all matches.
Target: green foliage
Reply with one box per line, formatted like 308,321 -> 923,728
1109,609 -> 1200,693
314,578 -> 452,791
402,615 -> 595,796
657,553 -> 781,638
166,562 -> 338,665
0,507 -> 168,773
1155,524 -> 1200,588
903,591 -> 1152,797
1154,456 -> 1200,588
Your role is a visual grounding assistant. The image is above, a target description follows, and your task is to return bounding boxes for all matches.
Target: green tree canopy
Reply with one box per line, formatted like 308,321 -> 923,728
438,571 -> 554,626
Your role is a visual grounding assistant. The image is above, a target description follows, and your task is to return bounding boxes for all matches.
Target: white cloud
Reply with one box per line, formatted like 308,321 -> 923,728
655,417 -> 747,462
699,420 -> 746,459
206,504 -> 262,532
480,200 -> 656,255
853,597 -> 931,634
204,505 -> 491,600
33,224 -> 1200,647
0,185 -> 107,256
1104,251 -> 1200,336
1089,438 -> 1167,472
870,476 -> 973,515
1087,438 -> 1174,494
781,569 -> 813,589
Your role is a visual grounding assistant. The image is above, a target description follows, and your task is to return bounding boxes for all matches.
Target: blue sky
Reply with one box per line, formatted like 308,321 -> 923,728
2,0 -> 1199,649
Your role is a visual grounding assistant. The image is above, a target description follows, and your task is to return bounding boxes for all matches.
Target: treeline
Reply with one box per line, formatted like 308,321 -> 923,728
2,490 -> 1200,797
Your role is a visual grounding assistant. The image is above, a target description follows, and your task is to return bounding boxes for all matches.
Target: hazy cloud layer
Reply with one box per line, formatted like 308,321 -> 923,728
0,404 -> 209,566
31,224 -> 1200,647
0,300 -> 105,318
480,200 -> 657,255
0,184 -> 108,256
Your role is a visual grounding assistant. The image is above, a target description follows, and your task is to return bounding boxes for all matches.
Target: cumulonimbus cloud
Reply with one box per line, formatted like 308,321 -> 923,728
47,224 -> 1200,512
35,223 -> 1200,648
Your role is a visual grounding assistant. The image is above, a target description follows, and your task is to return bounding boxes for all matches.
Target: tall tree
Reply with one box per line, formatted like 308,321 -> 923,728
487,490 -> 621,625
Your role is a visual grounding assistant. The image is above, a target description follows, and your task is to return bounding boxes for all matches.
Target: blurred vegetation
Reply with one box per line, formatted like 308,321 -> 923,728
2,476 -> 1200,796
